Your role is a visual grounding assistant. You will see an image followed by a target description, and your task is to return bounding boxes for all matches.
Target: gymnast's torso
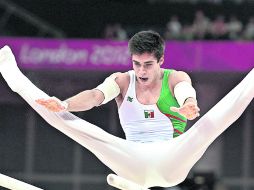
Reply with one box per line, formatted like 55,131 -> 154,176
118,69 -> 187,143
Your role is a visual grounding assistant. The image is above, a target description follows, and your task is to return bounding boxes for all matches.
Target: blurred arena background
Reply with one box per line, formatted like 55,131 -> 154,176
0,0 -> 253,190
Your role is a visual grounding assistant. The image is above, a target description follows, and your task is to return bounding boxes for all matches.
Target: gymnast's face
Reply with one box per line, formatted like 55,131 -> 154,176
132,52 -> 164,86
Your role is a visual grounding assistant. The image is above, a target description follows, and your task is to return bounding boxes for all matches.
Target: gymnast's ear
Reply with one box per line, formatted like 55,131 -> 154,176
158,55 -> 164,66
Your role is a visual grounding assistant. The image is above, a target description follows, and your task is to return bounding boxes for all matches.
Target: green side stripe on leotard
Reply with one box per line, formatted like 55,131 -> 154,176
156,69 -> 187,138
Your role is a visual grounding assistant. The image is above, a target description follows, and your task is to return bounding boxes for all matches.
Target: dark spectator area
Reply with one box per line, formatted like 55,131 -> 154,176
0,0 -> 254,40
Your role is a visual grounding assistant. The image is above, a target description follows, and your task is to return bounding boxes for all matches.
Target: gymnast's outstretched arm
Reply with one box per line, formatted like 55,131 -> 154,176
35,72 -> 122,112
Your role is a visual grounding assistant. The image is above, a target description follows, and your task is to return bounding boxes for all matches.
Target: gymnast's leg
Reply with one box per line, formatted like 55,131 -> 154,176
157,68 -> 254,185
0,46 -> 149,185
184,68 -> 253,153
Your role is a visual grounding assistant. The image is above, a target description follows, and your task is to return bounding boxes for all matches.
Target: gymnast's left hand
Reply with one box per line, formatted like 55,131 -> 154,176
170,98 -> 200,120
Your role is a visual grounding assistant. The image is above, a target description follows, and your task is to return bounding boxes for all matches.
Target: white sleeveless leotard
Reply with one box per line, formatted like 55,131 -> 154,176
118,71 -> 174,143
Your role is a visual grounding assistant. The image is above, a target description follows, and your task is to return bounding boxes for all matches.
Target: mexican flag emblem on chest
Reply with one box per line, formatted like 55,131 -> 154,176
144,110 -> 154,118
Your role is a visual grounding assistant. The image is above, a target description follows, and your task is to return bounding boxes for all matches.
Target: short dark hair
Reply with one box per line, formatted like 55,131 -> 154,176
128,30 -> 165,62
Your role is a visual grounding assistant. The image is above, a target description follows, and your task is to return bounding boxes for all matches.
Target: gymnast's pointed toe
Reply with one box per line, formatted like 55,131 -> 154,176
0,45 -> 17,72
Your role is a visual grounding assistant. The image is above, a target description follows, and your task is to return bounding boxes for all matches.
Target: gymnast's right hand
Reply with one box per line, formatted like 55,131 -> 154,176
35,97 -> 68,112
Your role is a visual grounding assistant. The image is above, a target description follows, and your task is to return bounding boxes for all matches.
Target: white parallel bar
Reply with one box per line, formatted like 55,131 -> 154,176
107,174 -> 150,190
0,173 -> 43,190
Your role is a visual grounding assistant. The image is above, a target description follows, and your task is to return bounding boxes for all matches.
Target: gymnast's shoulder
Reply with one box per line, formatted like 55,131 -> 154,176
107,72 -> 129,94
168,70 -> 192,89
